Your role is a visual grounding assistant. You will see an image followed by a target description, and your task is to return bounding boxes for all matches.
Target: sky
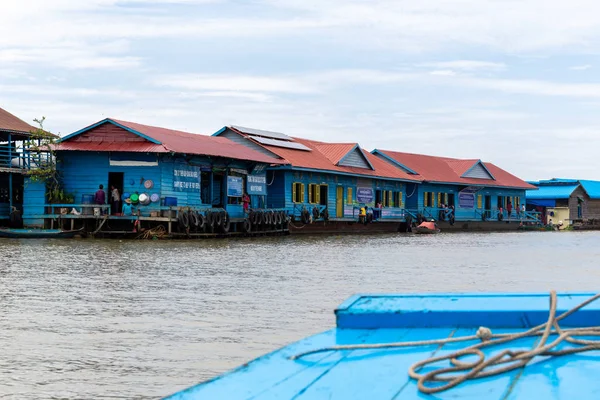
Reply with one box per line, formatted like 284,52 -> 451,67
2,0 -> 600,180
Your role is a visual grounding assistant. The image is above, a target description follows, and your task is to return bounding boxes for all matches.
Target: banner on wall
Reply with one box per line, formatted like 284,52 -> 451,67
227,176 -> 244,197
458,193 -> 475,208
173,165 -> 201,192
247,173 -> 267,195
356,187 -> 374,203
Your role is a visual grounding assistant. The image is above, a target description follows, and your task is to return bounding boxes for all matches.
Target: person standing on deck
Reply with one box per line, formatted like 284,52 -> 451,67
507,200 -> 513,220
242,192 -> 250,214
110,185 -> 121,216
94,184 -> 106,215
521,204 -> 526,218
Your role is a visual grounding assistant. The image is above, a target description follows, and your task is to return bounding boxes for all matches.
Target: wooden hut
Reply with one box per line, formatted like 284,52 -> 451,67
526,179 -> 600,228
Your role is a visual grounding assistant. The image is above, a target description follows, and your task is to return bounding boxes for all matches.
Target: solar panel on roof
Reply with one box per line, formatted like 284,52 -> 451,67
231,125 -> 292,141
250,136 -> 312,151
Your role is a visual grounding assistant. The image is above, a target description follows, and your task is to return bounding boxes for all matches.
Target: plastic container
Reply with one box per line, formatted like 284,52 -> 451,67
139,193 -> 151,205
130,193 -> 139,204
144,180 -> 154,189
164,197 -> 177,207
150,193 -> 160,203
122,192 -> 130,201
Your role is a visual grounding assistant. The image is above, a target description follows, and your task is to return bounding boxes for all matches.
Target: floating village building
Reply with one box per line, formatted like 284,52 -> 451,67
0,106 -> 541,237
526,178 -> 600,227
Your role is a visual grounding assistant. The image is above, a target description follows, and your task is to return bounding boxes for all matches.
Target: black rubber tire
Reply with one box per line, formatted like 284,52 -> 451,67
178,210 -> 189,228
312,207 -> 319,220
205,211 -> 214,229
449,214 -> 455,226
269,211 -> 275,227
243,219 -> 252,233
322,209 -> 329,221
214,211 -> 223,228
198,213 -> 206,232
367,213 -> 373,223
265,211 -> 271,225
221,212 -> 230,233
189,211 -> 199,228
498,213 -> 503,222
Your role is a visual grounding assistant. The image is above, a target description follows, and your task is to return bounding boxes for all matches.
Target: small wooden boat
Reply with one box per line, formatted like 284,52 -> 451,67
0,228 -> 84,239
414,221 -> 440,234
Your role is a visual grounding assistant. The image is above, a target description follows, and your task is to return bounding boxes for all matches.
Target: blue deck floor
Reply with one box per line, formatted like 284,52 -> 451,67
165,293 -> 600,400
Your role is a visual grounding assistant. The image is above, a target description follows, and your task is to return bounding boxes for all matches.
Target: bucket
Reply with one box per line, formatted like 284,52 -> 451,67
82,194 -> 94,215
93,207 -> 101,216
164,197 -> 177,207
130,193 -> 139,204
139,193 -> 151,205
150,193 -> 160,203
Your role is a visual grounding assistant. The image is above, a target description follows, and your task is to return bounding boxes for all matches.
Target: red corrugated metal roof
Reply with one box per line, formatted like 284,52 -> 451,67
314,143 -> 356,164
375,150 -> 536,189
0,107 -> 35,137
258,137 -> 420,181
59,119 -> 282,164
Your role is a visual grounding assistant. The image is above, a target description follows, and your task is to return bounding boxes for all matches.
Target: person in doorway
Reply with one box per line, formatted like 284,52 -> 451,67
94,184 -> 106,215
375,201 -> 382,220
242,192 -> 250,214
507,201 -> 513,219
110,185 -> 121,216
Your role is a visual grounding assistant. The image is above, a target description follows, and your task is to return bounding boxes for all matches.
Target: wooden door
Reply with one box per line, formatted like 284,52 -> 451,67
336,186 -> 343,218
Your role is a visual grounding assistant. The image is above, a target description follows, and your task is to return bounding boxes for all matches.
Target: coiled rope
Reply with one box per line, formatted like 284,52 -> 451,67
290,291 -> 600,394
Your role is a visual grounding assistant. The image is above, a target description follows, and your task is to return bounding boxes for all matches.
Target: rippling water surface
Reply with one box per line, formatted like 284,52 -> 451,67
2,231 -> 600,399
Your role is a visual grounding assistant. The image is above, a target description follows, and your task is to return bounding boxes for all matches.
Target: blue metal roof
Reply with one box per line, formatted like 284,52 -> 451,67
165,293 -> 600,400
538,178 -> 579,184
526,184 -> 578,199
579,180 -> 600,199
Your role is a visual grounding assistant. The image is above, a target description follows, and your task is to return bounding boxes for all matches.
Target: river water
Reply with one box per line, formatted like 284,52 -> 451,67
2,231 -> 600,399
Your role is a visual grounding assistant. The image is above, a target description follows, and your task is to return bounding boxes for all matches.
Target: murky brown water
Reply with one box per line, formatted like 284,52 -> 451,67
2,231 -> 600,399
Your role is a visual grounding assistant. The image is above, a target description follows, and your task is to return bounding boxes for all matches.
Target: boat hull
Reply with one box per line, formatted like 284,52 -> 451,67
0,228 -> 83,239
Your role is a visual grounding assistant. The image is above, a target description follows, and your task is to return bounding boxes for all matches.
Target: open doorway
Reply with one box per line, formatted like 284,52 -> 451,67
375,189 -> 382,205
108,172 -> 124,214
484,195 -> 492,218
319,184 -> 328,206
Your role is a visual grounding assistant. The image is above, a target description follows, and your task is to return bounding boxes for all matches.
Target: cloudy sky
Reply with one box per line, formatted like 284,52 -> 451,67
2,0 -> 600,180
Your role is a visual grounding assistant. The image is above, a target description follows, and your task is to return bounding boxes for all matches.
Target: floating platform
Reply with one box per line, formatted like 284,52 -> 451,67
165,292 -> 600,399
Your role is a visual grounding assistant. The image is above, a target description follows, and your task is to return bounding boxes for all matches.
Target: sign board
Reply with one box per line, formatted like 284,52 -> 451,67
458,193 -> 475,208
227,176 -> 243,197
247,173 -> 267,196
173,165 -> 201,192
382,209 -> 405,218
356,187 -> 374,203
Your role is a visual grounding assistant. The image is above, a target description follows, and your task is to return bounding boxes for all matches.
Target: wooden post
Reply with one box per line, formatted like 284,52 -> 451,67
71,219 -> 74,230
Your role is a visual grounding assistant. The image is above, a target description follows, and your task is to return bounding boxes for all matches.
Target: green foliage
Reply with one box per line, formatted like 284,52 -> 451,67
26,117 -> 73,204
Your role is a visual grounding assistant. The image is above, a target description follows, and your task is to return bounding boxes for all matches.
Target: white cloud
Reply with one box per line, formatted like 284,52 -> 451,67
570,64 -> 592,70
418,60 -> 506,71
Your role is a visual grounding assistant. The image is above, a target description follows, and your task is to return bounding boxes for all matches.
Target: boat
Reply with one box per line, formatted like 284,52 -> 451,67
165,291 -> 600,399
414,221 -> 440,234
0,228 -> 84,239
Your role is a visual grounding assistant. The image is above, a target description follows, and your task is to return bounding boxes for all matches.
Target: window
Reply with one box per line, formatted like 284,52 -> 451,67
308,183 -> 320,204
393,191 -> 403,208
292,182 -> 305,203
444,193 -> 449,205
382,190 -> 392,207
437,192 -> 442,207
347,187 -> 353,205
424,192 -> 435,207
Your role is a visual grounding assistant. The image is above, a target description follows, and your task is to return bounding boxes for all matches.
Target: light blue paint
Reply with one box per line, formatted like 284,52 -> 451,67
526,185 -> 578,200
165,293 -> 600,400
22,178 -> 45,228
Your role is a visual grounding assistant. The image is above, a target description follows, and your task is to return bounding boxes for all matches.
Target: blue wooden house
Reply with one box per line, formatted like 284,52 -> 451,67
22,118 -> 283,235
213,126 -> 422,232
371,149 -> 538,224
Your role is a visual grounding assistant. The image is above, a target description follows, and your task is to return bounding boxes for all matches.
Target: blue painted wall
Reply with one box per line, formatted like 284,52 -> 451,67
54,151 -> 263,216
414,182 -> 526,221
268,168 -> 408,220
22,178 -> 45,228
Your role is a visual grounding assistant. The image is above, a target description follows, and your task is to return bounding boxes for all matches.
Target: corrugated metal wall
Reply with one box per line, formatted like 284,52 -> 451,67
463,163 -> 493,179
338,148 -> 371,169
